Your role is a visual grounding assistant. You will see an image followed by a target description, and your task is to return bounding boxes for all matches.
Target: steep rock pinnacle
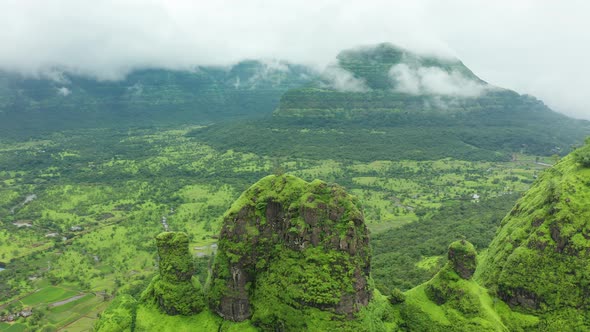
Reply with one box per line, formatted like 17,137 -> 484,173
208,175 -> 372,323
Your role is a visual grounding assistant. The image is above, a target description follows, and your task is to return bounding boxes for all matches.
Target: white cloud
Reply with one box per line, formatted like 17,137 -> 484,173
321,65 -> 370,92
389,64 -> 421,95
244,60 -> 291,88
389,64 -> 488,97
0,0 -> 589,117
57,87 -> 71,96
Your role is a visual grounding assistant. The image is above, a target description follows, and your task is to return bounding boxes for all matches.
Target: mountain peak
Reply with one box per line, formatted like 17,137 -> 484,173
327,42 -> 483,91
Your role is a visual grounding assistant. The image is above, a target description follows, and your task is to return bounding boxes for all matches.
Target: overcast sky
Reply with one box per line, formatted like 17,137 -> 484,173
1,0 -> 588,118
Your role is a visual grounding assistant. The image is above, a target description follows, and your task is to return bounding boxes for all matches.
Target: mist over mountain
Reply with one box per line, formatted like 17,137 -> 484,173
2,42 -> 589,162
191,43 -> 590,161
0,60 -> 316,137
2,1 -> 589,118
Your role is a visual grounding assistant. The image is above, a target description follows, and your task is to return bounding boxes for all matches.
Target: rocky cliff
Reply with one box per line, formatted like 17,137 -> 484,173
208,174 -> 372,326
142,232 -> 205,316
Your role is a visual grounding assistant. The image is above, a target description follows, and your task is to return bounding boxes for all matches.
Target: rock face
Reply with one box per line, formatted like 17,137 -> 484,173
448,240 -> 476,280
425,240 -> 478,305
402,240 -> 508,331
143,232 -> 205,315
477,140 -> 590,314
209,175 -> 371,323
156,232 -> 194,283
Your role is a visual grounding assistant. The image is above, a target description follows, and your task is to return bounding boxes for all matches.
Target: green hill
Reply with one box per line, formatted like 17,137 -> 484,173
193,43 -> 590,161
396,139 -> 590,331
2,42 -> 588,159
475,138 -> 590,329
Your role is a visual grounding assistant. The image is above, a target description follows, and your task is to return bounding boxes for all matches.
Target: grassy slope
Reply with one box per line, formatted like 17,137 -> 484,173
397,251 -> 539,331
475,141 -> 590,329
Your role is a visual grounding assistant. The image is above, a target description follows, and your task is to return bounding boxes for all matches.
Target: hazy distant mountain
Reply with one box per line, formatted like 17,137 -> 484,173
193,43 -> 590,160
2,42 -> 589,160
0,60 -> 316,137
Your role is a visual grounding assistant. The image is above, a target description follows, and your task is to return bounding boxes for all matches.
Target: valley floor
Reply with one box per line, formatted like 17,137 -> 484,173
0,126 -> 552,331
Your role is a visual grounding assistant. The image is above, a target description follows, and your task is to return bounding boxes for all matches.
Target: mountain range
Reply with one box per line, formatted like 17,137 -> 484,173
1,43 -> 589,161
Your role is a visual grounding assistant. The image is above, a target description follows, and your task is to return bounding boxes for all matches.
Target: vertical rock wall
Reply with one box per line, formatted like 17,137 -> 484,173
209,175 -> 372,322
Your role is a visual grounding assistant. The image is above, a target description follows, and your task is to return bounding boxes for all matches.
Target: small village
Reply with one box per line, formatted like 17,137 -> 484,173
0,307 -> 32,323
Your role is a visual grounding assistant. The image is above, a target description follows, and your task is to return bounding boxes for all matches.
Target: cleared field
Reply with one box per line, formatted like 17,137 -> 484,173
0,323 -> 26,332
20,287 -> 78,306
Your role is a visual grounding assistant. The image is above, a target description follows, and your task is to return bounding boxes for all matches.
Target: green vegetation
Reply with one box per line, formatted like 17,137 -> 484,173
476,140 -> 590,328
141,232 -> 205,316
208,175 -> 371,329
3,42 -> 590,330
96,175 -> 398,331
396,240 -> 539,331
446,240 -> 477,279
255,43 -> 590,160
0,62 -> 315,138
573,137 -> 590,167
371,194 -> 518,291
94,294 -> 137,332
334,43 -> 480,91
0,126 -> 547,330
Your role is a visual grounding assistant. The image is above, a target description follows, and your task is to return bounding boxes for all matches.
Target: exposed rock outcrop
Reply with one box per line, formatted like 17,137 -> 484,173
425,240 -> 478,306
401,240 -> 509,331
208,175 -> 371,323
448,240 -> 476,280
142,232 -> 205,316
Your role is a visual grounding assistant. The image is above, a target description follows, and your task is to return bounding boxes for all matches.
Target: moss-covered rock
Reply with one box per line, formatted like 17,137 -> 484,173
208,174 -> 372,327
447,240 -> 477,280
388,288 -> 406,305
476,141 -> 590,326
397,241 -> 516,331
142,232 -> 205,315
156,232 -> 194,283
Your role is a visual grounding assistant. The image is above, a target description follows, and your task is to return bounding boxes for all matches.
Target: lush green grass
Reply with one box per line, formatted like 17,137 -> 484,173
20,286 -> 78,306
135,305 -> 257,332
60,316 -> 98,332
475,140 -> 590,329
397,259 -> 513,331
0,323 -> 26,332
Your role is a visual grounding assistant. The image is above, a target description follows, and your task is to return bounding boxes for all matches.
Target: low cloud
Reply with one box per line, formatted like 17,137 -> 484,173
389,64 -> 487,97
127,83 -> 143,96
0,1 -> 589,117
242,60 -> 291,88
321,65 -> 370,92
57,87 -> 71,96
